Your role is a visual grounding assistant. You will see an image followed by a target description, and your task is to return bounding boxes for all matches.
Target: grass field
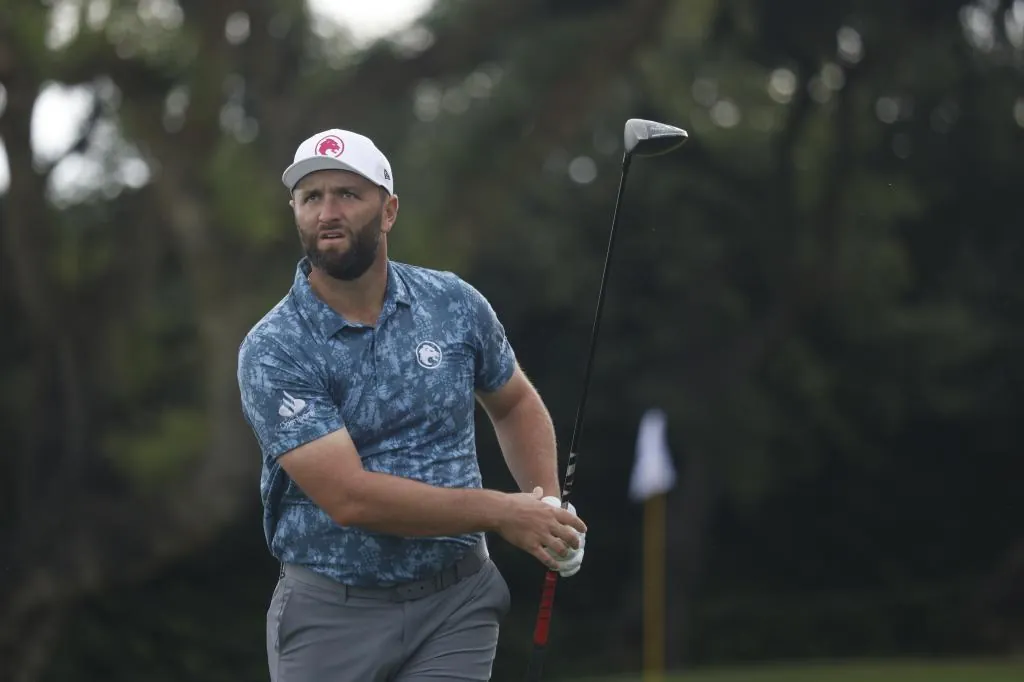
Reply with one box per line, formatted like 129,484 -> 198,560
567,658 -> 1024,682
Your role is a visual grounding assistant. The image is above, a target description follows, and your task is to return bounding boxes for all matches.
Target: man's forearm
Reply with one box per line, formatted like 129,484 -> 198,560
337,471 -> 509,537
492,392 -> 561,497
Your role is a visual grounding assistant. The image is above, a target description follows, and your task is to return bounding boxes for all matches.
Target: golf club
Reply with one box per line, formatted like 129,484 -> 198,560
524,118 -> 688,682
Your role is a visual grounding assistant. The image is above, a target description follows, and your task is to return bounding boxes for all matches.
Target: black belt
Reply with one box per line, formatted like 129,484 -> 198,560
281,540 -> 489,602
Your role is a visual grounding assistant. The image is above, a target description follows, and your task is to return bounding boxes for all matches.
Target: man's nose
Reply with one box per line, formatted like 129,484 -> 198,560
318,195 -> 345,222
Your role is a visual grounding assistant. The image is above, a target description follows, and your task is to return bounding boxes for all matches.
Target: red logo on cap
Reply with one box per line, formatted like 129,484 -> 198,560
315,135 -> 344,157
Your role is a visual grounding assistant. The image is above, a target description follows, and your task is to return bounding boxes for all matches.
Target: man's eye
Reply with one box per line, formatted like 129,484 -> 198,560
304,194 -> 319,203
342,190 -> 357,199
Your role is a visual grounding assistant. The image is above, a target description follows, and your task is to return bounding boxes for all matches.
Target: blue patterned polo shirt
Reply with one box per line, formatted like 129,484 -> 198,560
237,257 -> 516,586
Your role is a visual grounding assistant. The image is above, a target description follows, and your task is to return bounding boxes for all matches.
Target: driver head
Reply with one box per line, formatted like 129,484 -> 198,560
624,119 -> 689,156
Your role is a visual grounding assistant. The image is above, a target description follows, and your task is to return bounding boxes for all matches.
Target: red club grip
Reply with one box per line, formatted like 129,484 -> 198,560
531,570 -> 560,646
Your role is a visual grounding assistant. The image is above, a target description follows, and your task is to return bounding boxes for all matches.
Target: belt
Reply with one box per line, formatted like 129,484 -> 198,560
281,540 -> 489,602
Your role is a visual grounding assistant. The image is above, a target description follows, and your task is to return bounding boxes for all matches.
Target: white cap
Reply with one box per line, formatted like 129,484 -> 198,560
281,128 -> 394,194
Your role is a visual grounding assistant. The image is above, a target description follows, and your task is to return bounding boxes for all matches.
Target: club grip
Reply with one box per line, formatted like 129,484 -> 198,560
524,570 -> 560,680
531,570 -> 559,645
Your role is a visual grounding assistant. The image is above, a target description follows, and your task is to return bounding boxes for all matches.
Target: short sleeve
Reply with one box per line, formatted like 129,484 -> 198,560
460,279 -> 517,392
237,336 -> 345,460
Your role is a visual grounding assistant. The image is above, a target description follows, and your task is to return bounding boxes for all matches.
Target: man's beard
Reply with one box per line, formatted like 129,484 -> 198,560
301,213 -> 382,281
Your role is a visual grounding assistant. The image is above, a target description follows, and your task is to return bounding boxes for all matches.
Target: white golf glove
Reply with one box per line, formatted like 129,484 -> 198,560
540,496 -> 586,577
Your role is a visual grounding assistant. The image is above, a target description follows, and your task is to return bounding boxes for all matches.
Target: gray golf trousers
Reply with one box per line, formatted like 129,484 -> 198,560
267,541 -> 511,681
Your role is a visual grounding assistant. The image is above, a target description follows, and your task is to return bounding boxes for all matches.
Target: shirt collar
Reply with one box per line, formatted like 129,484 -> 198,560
291,257 -> 412,340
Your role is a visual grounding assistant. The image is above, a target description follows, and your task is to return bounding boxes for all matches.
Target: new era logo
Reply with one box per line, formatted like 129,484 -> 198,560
383,169 -> 391,180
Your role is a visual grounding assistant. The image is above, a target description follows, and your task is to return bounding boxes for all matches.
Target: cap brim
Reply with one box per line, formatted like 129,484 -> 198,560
281,157 -> 381,192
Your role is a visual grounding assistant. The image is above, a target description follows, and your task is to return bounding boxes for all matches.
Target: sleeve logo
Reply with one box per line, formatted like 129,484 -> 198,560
278,391 -> 308,418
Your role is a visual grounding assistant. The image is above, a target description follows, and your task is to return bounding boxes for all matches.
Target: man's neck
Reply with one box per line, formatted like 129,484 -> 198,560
308,257 -> 389,327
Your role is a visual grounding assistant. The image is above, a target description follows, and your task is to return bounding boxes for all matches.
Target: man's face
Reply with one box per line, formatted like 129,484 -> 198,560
290,170 -> 394,281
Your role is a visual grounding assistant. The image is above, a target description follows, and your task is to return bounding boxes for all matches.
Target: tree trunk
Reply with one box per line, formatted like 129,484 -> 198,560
0,13 -> 261,681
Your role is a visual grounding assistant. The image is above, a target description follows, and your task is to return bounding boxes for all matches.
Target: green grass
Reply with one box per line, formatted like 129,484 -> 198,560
566,658 -> 1024,682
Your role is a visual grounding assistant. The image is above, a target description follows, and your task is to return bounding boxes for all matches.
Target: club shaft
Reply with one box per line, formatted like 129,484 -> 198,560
524,152 -> 633,682
561,151 -> 632,505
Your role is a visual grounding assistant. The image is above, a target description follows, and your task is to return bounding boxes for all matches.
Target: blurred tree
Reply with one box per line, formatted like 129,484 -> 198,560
1,0 -> 1023,680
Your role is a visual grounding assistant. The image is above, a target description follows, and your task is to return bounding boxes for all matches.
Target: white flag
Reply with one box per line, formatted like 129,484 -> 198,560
628,408 -> 677,502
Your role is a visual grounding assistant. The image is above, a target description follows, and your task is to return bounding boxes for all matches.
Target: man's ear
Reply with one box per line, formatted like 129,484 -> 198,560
382,193 -> 399,232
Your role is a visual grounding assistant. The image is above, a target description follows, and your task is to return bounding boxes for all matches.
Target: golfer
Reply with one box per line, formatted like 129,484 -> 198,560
237,128 -> 587,681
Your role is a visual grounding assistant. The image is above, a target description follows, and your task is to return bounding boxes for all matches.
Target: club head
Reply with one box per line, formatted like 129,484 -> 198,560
623,118 -> 689,157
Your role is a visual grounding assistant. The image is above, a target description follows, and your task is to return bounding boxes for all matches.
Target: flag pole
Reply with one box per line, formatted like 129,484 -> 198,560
643,491 -> 666,682
630,407 -> 676,682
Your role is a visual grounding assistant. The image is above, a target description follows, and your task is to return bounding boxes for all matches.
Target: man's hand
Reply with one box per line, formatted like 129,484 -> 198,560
495,486 -> 587,571
540,495 -> 586,577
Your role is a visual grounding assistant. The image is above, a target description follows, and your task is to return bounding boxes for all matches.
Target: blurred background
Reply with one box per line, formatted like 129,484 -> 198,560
2,0 -> 1023,681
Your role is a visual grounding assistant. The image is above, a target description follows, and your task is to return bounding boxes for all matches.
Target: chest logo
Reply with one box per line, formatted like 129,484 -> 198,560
415,341 -> 443,369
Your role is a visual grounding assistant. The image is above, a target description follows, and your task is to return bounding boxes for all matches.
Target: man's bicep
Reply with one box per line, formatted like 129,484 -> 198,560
237,341 -> 345,459
476,363 -> 530,422
277,427 -> 364,520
